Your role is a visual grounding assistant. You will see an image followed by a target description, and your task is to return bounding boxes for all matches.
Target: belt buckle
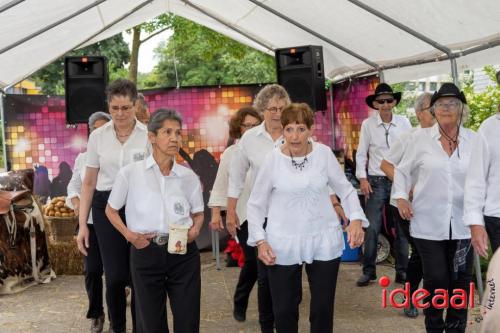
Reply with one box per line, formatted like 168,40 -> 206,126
153,233 -> 168,246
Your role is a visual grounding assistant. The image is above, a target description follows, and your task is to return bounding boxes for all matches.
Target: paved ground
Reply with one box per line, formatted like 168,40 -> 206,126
0,252 -> 481,333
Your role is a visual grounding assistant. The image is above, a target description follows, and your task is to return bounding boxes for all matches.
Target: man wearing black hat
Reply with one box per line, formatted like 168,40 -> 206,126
356,83 -> 412,287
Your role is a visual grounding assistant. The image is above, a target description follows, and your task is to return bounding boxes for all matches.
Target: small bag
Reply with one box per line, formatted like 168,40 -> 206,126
167,223 -> 189,255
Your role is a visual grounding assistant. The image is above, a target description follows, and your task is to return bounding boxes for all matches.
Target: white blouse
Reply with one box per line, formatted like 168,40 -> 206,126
86,120 -> 149,191
392,124 -> 475,240
247,142 -> 368,266
66,152 -> 93,224
208,144 -> 252,223
464,114 -> 500,226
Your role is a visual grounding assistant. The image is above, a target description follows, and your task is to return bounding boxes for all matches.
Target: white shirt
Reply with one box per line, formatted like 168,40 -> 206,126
208,144 -> 252,223
247,142 -> 368,265
356,113 -> 412,179
392,124 -> 475,240
228,121 -> 284,198
86,120 -> 148,191
108,155 -> 204,234
66,152 -> 93,224
464,114 -> 500,226
384,128 -> 420,207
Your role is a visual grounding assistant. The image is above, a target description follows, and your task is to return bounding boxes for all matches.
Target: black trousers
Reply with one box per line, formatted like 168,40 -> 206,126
131,241 -> 201,333
92,190 -> 135,333
485,216 -> 500,254
413,238 -> 473,333
267,258 -> 341,333
84,224 -> 104,319
390,205 -> 422,294
233,222 -> 258,314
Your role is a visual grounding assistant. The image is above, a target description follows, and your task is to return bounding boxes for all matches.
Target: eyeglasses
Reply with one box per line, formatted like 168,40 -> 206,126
110,105 -> 134,112
265,107 -> 285,114
374,98 -> 395,104
434,101 -> 460,110
241,122 -> 260,129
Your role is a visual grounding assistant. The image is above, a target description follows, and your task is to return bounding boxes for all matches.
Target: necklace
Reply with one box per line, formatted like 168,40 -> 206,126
381,122 -> 393,148
439,126 -> 459,157
289,143 -> 310,171
114,121 -> 135,138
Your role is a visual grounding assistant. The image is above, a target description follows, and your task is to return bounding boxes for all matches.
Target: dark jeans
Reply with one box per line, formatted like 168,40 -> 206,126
257,252 -> 275,333
131,242 -> 201,333
267,258 -> 341,333
92,190 -> 135,333
363,176 -> 408,276
485,216 -> 500,254
413,238 -> 473,333
390,205 -> 422,293
84,224 -> 104,319
234,222 -> 258,314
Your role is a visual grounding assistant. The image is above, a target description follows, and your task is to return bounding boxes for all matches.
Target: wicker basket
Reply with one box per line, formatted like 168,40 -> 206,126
45,216 -> 78,243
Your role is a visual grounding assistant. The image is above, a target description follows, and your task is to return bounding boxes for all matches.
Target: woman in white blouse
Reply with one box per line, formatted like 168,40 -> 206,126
208,106 -> 262,322
394,83 -> 474,333
247,103 -> 367,333
76,79 -> 148,333
66,111 -> 111,333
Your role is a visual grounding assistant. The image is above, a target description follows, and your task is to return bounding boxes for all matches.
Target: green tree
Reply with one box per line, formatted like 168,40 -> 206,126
462,65 -> 500,130
145,16 -> 275,88
31,34 -> 130,95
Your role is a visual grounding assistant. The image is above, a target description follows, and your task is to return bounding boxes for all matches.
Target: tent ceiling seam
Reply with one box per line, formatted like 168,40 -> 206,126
247,0 -> 380,70
0,0 -> 24,14
0,0 -> 107,55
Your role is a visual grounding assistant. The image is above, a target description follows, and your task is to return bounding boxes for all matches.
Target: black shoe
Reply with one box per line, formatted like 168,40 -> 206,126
356,274 -> 377,286
233,308 -> 246,322
395,272 -> 406,284
404,304 -> 419,318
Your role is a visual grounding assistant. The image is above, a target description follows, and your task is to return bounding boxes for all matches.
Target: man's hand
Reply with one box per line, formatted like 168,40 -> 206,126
76,224 -> 90,256
257,241 -> 276,266
226,209 -> 240,238
471,225 -> 489,258
346,220 -> 364,248
210,210 -> 224,232
397,198 -> 413,221
359,178 -> 373,198
126,231 -> 153,250
187,224 -> 201,243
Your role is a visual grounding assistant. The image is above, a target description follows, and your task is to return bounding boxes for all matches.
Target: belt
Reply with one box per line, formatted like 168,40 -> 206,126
151,233 -> 169,246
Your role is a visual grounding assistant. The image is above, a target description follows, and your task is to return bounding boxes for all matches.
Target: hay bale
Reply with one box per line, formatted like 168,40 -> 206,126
47,240 -> 83,275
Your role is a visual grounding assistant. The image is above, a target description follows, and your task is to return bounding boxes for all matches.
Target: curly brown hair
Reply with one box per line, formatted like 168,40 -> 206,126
281,103 -> 314,129
228,106 -> 262,139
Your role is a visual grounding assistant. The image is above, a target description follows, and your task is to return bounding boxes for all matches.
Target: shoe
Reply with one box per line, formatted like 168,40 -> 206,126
404,304 -> 419,318
90,313 -> 104,333
395,272 -> 406,284
356,274 -> 377,286
233,308 -> 246,322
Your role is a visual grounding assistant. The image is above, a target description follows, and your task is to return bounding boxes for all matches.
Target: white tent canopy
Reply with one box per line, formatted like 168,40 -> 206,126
1,0 -> 500,89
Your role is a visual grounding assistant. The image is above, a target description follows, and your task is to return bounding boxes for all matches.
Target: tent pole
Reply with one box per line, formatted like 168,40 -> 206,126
247,0 -> 379,70
329,84 -> 335,149
450,58 -> 460,86
180,0 -> 274,52
0,0 -> 107,55
0,92 -> 8,171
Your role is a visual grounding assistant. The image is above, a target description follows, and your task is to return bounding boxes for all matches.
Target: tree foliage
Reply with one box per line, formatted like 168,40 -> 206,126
139,16 -> 276,89
31,34 -> 130,95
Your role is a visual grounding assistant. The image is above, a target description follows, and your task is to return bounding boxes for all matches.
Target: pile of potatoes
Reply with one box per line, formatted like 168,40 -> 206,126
44,197 -> 75,218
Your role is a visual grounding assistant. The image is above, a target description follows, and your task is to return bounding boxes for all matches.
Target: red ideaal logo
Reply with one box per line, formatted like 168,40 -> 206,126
379,276 -> 475,309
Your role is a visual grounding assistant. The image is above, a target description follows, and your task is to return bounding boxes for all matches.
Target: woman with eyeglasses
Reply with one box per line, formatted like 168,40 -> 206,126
208,106 -> 262,322
77,79 -> 148,333
393,83 -> 475,333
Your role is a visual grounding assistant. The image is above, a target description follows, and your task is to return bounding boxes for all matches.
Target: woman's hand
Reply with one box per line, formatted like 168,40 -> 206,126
397,198 -> 413,221
470,225 -> 489,258
187,224 -> 201,243
257,241 -> 276,266
126,231 -> 153,249
226,209 -> 240,237
334,205 -> 349,228
359,178 -> 373,199
210,209 -> 224,232
76,224 -> 89,256
346,220 -> 364,248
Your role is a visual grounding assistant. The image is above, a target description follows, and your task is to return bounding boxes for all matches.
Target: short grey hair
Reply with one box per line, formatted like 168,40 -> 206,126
136,93 -> 148,109
88,111 -> 111,131
148,108 -> 183,134
414,92 -> 433,113
253,84 -> 291,113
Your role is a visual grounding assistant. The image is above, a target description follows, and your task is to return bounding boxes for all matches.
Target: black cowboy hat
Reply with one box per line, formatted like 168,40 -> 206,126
365,83 -> 402,109
430,82 -> 467,107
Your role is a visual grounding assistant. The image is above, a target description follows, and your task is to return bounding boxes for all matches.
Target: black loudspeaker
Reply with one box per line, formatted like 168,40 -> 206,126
275,45 -> 327,111
65,56 -> 108,124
